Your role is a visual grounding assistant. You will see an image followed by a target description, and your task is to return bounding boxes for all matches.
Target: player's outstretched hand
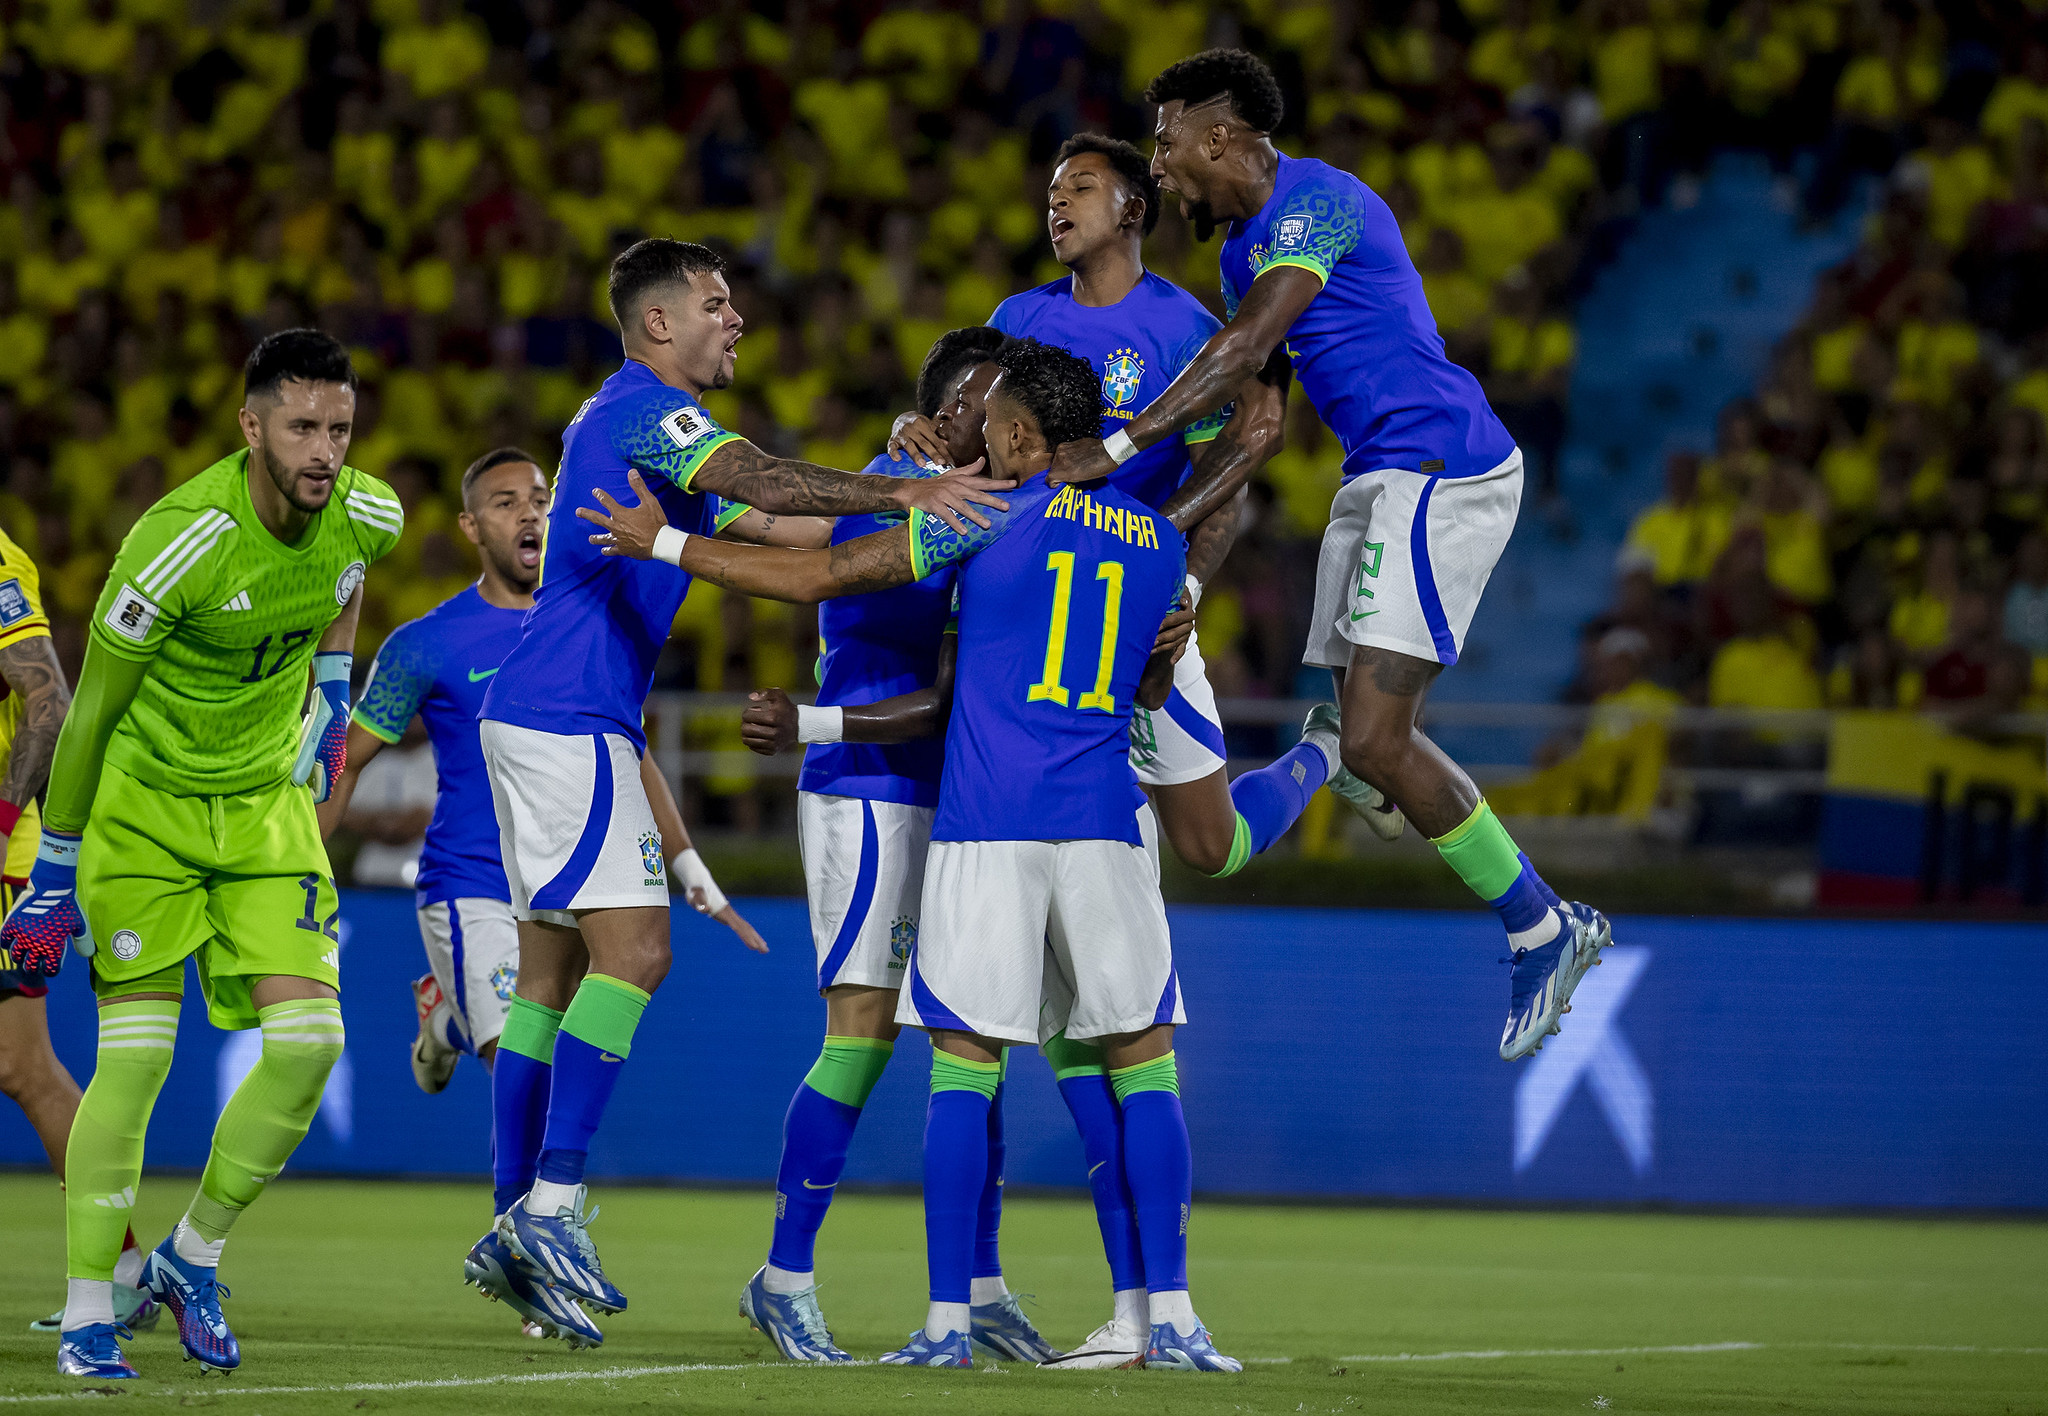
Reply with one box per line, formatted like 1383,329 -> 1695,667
1048,436 -> 1118,487
714,903 -> 770,954
1153,592 -> 1196,664
888,411 -> 950,470
741,689 -> 798,756
578,469 -> 669,558
1,829 -> 93,977
896,459 -> 1013,534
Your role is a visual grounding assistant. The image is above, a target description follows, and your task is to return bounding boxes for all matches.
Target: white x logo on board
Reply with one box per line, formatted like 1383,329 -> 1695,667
1513,946 -> 1653,1176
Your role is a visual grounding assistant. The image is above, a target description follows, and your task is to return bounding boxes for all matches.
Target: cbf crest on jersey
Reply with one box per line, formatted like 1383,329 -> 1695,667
1275,214 -> 1315,251
1102,348 -> 1145,410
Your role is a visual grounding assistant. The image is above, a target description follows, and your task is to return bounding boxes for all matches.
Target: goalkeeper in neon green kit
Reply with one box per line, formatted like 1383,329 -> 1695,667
0,330 -> 402,1380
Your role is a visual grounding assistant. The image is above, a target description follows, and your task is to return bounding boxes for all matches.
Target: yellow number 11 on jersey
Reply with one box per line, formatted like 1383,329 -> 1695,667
1028,550 -> 1125,713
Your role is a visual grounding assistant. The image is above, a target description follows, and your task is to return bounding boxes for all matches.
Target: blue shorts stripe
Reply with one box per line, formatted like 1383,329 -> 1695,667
531,735 -> 615,910
906,948 -> 970,1032
816,800 -> 881,990
1152,965 -> 1180,1025
1161,689 -> 1226,761
446,902 -> 476,1056
1408,476 -> 1458,665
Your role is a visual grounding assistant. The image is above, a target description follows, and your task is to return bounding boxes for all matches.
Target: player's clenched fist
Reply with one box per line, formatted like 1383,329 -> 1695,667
740,688 -> 799,756
1,829 -> 92,976
293,652 -> 353,804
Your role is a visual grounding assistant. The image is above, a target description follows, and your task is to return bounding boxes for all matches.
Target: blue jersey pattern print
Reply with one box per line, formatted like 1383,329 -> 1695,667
800,451 -> 958,809
353,586 -> 525,905
481,360 -> 742,748
989,272 -> 1226,511
912,477 -> 1186,846
1220,154 -> 1515,483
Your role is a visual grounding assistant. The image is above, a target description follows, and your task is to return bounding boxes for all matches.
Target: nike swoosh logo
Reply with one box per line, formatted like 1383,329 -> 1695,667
802,1179 -> 837,1190
1087,1161 -> 1106,1177
1349,609 -> 1379,621
467,667 -> 499,682
598,1052 -> 624,1063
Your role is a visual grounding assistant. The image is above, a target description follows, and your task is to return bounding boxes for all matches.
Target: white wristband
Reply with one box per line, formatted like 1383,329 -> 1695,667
1103,429 -> 1138,464
1184,573 -> 1203,610
652,525 -> 689,566
796,704 -> 844,744
670,846 -> 727,916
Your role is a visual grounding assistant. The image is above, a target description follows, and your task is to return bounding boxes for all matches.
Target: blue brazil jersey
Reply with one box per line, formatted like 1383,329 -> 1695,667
800,450 -> 957,809
353,585 -> 523,905
910,476 -> 1185,846
1220,154 -> 1515,483
990,273 -> 1227,511
482,360 -> 748,747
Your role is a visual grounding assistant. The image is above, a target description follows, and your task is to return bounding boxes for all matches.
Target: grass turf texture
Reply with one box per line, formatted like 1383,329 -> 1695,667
0,1176 -> 2041,1414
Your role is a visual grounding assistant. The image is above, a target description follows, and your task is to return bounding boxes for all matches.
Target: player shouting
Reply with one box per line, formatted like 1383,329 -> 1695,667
582,338 -> 1240,1372
474,238 -> 1012,1326
318,446 -> 768,1347
1,329 -> 401,1379
1049,50 -> 1610,1061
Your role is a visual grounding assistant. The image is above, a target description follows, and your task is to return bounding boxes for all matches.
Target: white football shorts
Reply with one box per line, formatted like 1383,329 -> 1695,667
898,822 -> 1184,1046
1305,448 -> 1523,670
798,790 -> 931,993
416,896 -> 519,1053
1128,626 -> 1226,787
479,720 -> 669,927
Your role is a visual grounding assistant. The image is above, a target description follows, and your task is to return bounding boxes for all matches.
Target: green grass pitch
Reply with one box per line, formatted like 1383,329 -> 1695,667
0,1175 -> 2042,1414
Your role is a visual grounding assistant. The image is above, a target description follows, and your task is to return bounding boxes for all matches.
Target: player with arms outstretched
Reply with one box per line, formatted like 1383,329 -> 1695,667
475,238 -> 1013,1327
1049,50 -> 1610,1061
583,339 -> 1239,1372
0,330 -> 402,1379
317,446 -> 767,1346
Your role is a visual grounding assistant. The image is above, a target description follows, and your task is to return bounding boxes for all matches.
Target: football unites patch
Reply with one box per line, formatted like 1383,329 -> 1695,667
1274,213 -> 1315,251
0,579 -> 30,626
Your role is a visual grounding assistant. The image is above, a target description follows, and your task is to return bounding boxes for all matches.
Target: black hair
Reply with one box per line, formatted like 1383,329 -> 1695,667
607,237 -> 725,332
462,446 -> 541,507
1145,48 -> 1285,133
1055,133 -> 1161,236
243,328 -> 356,401
992,337 -> 1101,449
915,326 -> 1010,417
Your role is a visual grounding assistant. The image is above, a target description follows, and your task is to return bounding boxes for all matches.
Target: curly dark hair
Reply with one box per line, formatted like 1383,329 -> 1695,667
915,325 -> 1010,417
1144,48 -> 1285,133
993,337 -> 1102,449
1055,133 -> 1161,236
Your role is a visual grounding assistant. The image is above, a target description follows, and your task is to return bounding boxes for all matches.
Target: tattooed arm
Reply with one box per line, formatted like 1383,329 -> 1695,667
0,635 -> 71,827
1159,346 -> 1289,535
689,439 -> 1010,533
664,522 -> 921,605
715,506 -> 836,550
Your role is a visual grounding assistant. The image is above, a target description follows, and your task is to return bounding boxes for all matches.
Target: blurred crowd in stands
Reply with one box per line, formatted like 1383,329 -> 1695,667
1601,0 -> 2048,744
3,0 -> 2045,841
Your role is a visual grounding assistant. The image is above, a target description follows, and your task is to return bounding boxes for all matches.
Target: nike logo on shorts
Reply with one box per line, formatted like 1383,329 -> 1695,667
1350,609 -> 1379,621
468,667 -> 499,682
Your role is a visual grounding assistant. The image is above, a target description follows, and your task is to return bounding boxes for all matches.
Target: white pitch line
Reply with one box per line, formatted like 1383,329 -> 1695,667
0,1361 -> 755,1404
6,1340 -> 2041,1403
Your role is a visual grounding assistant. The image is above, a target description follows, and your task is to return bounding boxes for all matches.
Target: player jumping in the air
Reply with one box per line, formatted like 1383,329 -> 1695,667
474,238 -> 1012,1329
582,339 -> 1239,1372
0,329 -> 402,1379
1049,50 -> 1610,1061
317,446 -> 766,1346
731,327 -> 1052,1365
0,534 -> 161,1338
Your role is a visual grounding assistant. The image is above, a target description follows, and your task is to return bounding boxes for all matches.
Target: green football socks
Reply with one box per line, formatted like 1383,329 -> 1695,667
803,1035 -> 895,1108
65,999 -> 181,1281
189,999 -> 346,1245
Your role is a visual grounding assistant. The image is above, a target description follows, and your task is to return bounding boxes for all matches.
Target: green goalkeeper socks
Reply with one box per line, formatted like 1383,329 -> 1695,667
188,999 -> 345,1244
65,999 -> 181,1281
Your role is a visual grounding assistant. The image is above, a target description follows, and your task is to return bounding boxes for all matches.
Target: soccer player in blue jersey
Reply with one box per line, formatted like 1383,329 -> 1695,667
474,238 -> 1013,1325
318,446 -> 768,1345
583,339 -> 1239,1373
726,327 -> 1052,1365
1049,50 -> 1611,1062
